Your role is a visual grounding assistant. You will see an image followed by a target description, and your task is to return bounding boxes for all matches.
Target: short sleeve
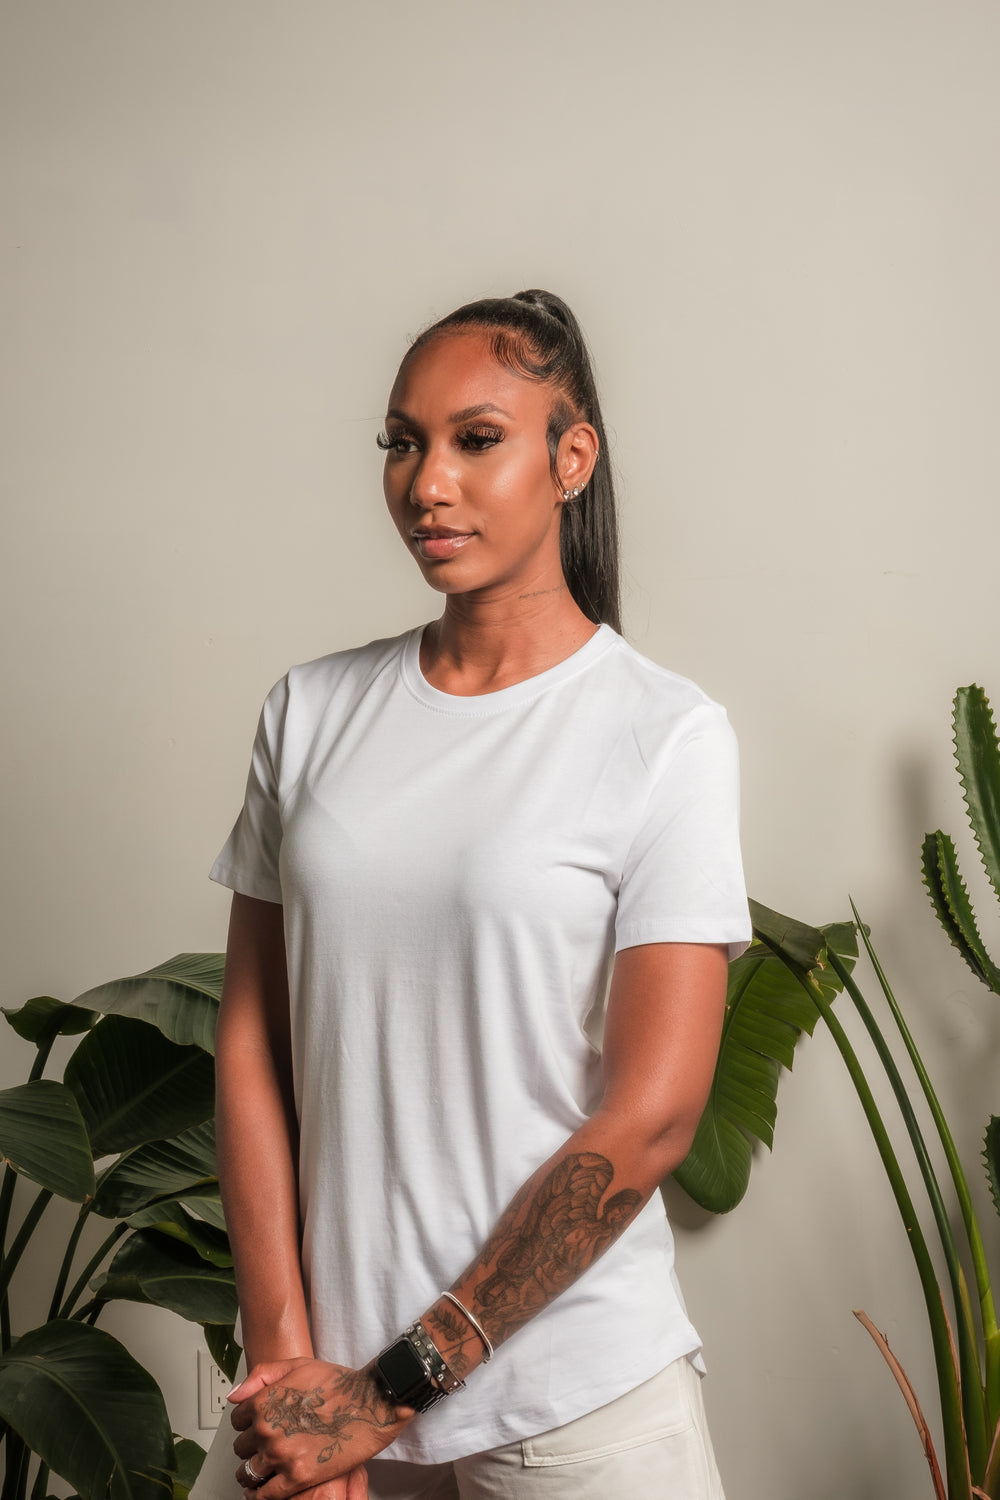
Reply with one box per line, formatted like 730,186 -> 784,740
615,702 -> 752,961
209,677 -> 288,905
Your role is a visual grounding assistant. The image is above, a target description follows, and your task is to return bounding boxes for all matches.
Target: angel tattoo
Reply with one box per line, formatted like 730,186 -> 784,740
473,1152 -> 642,1341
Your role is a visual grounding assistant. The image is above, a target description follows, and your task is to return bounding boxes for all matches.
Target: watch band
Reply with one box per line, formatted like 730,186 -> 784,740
406,1320 -> 467,1396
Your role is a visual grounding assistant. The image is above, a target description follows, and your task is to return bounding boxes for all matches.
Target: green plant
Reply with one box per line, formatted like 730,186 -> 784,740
676,685 -> 1000,1500
0,955 -> 236,1500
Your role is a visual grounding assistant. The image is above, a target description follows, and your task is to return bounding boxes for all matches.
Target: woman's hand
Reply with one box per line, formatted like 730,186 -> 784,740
229,1357 -> 414,1499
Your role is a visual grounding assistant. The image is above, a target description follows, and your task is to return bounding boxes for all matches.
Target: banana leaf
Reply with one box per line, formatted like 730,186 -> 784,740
72,954 -> 224,1056
2,996 -> 99,1046
125,1201 -> 232,1267
203,1322 -> 242,1382
64,1017 -> 215,1156
167,1437 -> 207,1500
0,1080 -> 95,1201
92,1122 -> 218,1220
0,1319 -> 174,1500
673,907 -> 856,1212
92,1229 -> 238,1326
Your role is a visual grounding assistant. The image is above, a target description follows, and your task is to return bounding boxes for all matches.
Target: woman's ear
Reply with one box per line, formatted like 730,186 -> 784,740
556,421 -> 600,500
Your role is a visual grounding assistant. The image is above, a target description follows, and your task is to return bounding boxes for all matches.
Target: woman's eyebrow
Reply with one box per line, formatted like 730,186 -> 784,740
384,404 -> 512,426
448,403 -> 513,423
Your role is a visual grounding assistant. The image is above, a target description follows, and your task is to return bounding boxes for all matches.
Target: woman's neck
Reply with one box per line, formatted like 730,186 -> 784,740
420,586 -> 601,697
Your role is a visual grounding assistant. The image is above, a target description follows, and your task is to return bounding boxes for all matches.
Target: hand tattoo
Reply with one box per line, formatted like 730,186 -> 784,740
259,1368 -> 396,1465
469,1152 -> 642,1344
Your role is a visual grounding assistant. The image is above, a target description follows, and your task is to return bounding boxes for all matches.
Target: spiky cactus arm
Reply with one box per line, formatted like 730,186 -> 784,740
984,1117 -> 1000,1222
954,685 -> 1000,912
922,832 -> 1000,994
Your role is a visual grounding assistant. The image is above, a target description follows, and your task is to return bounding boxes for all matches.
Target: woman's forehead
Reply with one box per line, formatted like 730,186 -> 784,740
388,330 -> 548,419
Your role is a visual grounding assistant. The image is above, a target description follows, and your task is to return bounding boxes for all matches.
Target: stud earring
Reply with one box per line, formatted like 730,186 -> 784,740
561,486 -> 583,500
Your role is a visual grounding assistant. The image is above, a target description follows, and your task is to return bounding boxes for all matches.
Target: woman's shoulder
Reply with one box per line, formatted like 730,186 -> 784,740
284,627 -> 416,692
250,628 -> 418,739
598,633 -> 737,771
601,632 -> 729,717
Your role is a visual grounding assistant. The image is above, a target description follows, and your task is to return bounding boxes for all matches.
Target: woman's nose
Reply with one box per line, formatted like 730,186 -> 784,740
409,448 -> 458,509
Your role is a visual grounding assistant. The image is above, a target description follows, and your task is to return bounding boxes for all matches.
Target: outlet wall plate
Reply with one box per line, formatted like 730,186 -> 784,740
198,1348 -> 229,1429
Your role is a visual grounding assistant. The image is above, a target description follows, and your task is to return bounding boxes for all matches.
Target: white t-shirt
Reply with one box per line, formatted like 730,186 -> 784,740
211,622 -> 751,1463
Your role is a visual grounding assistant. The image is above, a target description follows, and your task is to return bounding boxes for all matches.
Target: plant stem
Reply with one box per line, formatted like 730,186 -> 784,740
0,1166 -> 17,1353
828,943 -> 990,1475
28,1463 -> 48,1500
57,1221 -> 127,1318
794,964 -> 973,1500
851,904 -> 1000,1417
0,1431 -> 29,1500
0,1188 -> 53,1303
47,1205 -> 90,1322
27,1036 -> 55,1085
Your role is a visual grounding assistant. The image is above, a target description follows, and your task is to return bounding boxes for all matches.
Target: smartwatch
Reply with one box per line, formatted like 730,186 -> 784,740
374,1331 -> 447,1413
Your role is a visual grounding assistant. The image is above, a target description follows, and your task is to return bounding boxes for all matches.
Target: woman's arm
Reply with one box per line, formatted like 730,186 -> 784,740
230,941 -> 728,1496
424,940 -> 728,1368
216,892 -> 312,1368
219,894 -> 372,1500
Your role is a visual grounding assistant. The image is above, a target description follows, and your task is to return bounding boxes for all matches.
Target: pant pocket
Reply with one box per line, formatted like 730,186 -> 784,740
521,1359 -> 694,1467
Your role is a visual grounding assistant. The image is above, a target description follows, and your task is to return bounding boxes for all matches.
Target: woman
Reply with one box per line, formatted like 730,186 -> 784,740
198,290 -> 751,1500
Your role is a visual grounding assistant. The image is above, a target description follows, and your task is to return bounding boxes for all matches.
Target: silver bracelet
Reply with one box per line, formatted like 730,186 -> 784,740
406,1319 -> 466,1395
441,1291 -> 494,1362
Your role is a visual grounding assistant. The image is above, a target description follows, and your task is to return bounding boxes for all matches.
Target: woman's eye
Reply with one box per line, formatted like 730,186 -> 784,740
458,426 -> 504,452
376,431 -> 418,454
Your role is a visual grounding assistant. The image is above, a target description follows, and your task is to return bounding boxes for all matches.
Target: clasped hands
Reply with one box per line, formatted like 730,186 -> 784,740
229,1356 -> 415,1500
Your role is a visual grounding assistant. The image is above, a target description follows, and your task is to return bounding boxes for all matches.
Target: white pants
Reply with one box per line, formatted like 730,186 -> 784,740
193,1357 -> 725,1500
366,1358 -> 725,1499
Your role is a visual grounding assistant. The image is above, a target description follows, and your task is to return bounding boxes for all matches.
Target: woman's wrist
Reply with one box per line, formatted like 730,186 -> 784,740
418,1294 -> 490,1383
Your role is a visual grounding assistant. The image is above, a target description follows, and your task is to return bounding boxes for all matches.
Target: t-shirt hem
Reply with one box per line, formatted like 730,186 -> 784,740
209,861 -> 283,906
615,917 -> 752,962
381,1330 -> 703,1465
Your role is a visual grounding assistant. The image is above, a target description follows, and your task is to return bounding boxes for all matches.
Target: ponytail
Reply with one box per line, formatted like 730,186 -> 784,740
407,290 -> 622,634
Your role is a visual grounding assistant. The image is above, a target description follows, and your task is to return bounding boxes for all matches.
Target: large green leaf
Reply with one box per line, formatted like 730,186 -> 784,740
203,1322 -> 242,1382
954,684 -> 1000,911
2,996 -> 99,1045
64,1017 -> 215,1156
92,1123 -> 218,1220
0,1319 -> 173,1500
921,831 -> 1000,993
169,1437 -> 207,1500
73,955 -> 224,1056
125,1200 -> 232,1267
0,1081 -> 96,1201
93,1229 -> 237,1325
746,899 -> 827,970
673,918 -> 857,1212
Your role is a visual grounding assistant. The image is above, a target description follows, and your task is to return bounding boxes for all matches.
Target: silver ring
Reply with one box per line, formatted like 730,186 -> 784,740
243,1456 -> 265,1486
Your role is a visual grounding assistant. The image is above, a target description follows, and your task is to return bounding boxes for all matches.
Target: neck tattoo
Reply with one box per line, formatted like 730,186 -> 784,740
518,584 -> 568,600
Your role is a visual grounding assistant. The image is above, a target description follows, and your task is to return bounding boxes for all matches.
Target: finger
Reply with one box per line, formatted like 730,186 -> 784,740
229,1361 -> 300,1402
347,1468 -> 369,1500
235,1460 -> 269,1493
231,1432 -> 255,1461
229,1400 -> 254,1432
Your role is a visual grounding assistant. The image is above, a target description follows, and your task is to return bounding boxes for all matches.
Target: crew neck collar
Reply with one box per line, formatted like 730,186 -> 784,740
399,623 -> 618,716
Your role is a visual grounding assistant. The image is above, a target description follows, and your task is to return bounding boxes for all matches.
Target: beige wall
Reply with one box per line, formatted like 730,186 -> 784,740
3,2 -> 1000,1494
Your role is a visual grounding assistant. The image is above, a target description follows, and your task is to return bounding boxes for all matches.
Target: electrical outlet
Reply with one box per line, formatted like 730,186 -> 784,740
198,1349 -> 229,1428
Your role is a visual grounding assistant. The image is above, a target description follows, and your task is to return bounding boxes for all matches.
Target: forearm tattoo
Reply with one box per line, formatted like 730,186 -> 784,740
259,1367 -> 396,1464
467,1151 -> 642,1346
429,1298 -> 479,1379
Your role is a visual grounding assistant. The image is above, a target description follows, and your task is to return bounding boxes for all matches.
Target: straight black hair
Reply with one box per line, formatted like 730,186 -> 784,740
406,290 -> 622,634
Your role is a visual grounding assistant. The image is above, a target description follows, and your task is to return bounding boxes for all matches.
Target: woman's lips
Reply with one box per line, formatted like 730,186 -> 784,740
413,532 -> 474,560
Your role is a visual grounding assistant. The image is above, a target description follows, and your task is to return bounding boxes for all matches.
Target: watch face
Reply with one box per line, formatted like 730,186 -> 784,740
378,1338 -> 427,1398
